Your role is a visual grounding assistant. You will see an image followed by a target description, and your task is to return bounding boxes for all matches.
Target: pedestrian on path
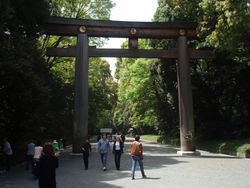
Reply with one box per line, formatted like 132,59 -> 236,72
3,138 -> 13,171
81,139 -> 91,170
113,136 -> 123,170
26,140 -> 35,170
98,134 -> 110,171
130,135 -> 146,180
33,141 -> 43,178
39,143 -> 58,188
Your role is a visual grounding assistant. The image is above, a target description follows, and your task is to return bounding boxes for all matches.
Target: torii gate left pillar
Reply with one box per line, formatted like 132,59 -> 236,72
73,33 -> 88,153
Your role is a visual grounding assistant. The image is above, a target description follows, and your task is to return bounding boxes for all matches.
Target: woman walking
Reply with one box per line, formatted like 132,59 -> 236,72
113,136 -> 123,170
81,139 -> 91,170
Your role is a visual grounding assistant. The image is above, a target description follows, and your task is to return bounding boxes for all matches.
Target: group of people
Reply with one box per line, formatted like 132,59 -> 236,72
1,139 -> 59,188
29,140 -> 59,188
1,134 -> 146,188
82,134 -> 146,180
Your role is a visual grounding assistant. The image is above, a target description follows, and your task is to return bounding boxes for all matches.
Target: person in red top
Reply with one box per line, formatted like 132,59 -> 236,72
130,135 -> 146,180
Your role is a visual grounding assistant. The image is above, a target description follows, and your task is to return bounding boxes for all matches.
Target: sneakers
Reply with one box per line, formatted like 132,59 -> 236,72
102,167 -> 106,171
131,175 -> 146,180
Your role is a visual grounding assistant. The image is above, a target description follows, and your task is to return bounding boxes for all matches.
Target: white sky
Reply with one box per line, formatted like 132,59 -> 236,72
102,0 -> 158,76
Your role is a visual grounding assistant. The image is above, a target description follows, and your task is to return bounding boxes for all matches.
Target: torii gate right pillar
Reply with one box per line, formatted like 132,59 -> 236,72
177,35 -> 200,156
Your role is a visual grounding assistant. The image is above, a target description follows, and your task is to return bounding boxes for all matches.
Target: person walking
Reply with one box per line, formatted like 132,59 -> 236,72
33,141 -> 43,178
98,134 -> 110,171
3,138 -> 13,171
130,135 -> 146,180
81,139 -> 91,170
113,136 -> 123,170
26,140 -> 35,170
39,143 -> 59,188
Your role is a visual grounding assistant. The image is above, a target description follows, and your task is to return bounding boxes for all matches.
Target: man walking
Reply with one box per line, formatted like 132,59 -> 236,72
130,135 -> 146,180
81,139 -> 91,170
98,134 -> 110,171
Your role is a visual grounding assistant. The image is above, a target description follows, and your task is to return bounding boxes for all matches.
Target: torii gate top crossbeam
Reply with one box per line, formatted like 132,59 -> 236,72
44,16 -> 198,39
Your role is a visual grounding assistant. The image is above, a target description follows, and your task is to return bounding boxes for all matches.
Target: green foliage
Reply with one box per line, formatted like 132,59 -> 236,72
114,56 -> 158,134
192,56 -> 250,139
198,0 -> 250,56
154,0 -> 200,22
151,0 -> 250,140
88,58 -> 117,134
140,134 -> 161,143
49,0 -> 114,19
40,0 -> 115,136
197,139 -> 250,157
0,0 -> 56,143
157,134 -> 180,146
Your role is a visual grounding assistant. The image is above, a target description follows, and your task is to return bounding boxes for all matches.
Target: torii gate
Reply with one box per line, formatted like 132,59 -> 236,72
44,16 -> 214,154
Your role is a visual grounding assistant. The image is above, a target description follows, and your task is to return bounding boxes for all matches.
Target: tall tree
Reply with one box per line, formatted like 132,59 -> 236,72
152,0 -> 250,139
0,0 -> 52,142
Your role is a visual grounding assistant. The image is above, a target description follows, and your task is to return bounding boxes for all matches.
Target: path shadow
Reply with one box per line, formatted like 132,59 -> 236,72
0,141 -> 189,188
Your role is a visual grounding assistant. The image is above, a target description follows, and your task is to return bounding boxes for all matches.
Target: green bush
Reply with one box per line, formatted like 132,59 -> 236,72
157,135 -> 180,146
197,139 -> 250,158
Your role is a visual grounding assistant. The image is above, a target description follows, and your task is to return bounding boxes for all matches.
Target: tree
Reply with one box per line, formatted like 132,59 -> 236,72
114,40 -> 159,134
0,0 -> 53,142
152,0 -> 250,139
88,58 -> 117,134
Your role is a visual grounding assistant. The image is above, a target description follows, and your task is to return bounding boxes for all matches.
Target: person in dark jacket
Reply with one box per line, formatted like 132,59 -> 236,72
113,136 -> 124,170
81,139 -> 91,170
39,143 -> 58,188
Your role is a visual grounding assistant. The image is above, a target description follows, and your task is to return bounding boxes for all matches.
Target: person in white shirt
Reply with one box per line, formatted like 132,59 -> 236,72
112,136 -> 124,170
33,141 -> 43,178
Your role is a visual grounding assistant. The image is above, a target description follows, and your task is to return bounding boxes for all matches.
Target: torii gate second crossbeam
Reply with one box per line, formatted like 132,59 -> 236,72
44,16 -> 215,155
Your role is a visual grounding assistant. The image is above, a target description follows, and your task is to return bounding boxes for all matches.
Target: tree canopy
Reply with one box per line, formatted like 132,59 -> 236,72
114,0 -> 250,139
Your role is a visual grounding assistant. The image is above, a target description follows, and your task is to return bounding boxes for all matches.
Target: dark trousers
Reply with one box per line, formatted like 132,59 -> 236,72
5,154 -> 11,171
26,155 -> 34,170
114,150 -> 122,170
83,152 -> 89,169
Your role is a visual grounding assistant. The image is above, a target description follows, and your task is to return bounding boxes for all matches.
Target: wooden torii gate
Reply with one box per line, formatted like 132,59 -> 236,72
44,16 -> 214,154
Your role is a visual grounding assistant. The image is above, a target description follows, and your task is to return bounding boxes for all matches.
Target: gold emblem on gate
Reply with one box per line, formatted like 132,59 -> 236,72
79,26 -> 87,33
179,29 -> 186,36
130,28 -> 137,35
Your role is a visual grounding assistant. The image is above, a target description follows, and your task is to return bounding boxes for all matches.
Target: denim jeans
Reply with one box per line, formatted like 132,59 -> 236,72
100,152 -> 108,167
131,155 -> 145,178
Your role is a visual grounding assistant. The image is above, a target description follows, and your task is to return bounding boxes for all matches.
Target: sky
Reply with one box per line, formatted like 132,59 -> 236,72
102,0 -> 159,76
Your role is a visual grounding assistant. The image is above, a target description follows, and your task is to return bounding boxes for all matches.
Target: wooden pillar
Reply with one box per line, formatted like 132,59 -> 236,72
176,35 -> 200,156
73,33 -> 89,153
